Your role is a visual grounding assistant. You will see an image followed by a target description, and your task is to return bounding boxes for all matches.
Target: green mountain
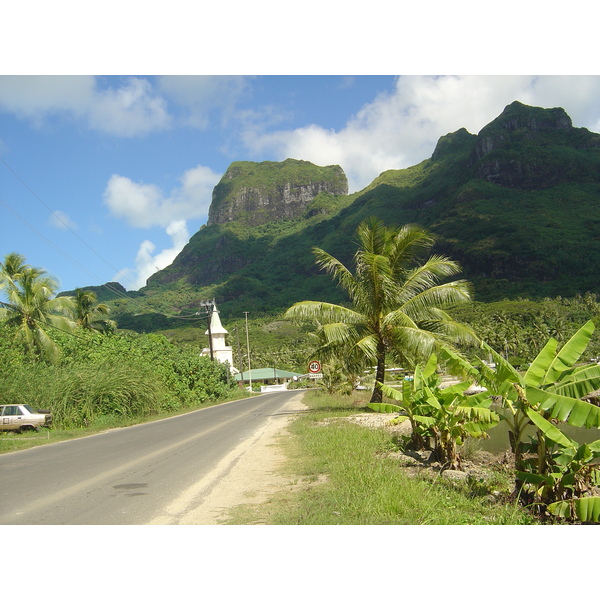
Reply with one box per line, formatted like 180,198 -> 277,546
81,101 -> 600,327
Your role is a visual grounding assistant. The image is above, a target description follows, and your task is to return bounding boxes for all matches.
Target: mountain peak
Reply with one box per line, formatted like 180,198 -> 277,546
207,159 -> 348,227
492,100 -> 572,133
431,127 -> 476,161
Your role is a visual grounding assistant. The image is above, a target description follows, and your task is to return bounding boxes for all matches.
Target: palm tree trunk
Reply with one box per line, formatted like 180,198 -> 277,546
370,344 -> 386,403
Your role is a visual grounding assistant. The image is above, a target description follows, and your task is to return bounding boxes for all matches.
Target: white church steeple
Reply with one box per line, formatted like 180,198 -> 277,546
200,302 -> 237,373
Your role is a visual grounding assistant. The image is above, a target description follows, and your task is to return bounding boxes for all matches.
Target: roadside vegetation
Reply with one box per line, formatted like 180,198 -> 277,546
0,253 -> 239,452
226,390 -> 535,525
283,220 -> 600,524
3,222 -> 600,524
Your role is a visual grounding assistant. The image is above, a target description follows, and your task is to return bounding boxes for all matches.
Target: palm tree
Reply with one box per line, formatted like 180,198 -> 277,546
284,218 -> 476,402
0,252 -> 75,362
72,288 -> 116,332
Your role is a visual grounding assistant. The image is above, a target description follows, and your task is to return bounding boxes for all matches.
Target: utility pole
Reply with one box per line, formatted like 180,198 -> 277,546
197,300 -> 215,360
235,326 -> 243,375
244,311 -> 252,392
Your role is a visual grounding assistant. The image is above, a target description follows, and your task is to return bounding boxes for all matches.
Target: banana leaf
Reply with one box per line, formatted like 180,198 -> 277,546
378,382 -> 404,403
587,438 -> 600,453
367,402 -> 400,413
455,405 -> 500,424
465,391 -> 494,408
423,386 -> 441,410
438,346 -> 481,382
549,363 -> 600,398
422,353 -> 438,379
525,337 -> 559,387
527,387 -> 600,428
544,320 -> 595,386
516,471 -> 553,486
463,420 -> 498,436
439,380 -> 472,396
483,343 -> 522,388
547,497 -> 600,522
413,415 -> 436,427
525,408 -> 574,448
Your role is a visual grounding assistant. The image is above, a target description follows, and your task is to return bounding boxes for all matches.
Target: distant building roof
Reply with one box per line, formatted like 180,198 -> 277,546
235,368 -> 302,382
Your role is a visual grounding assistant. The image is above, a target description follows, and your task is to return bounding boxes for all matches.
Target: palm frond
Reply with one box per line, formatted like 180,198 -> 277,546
312,247 -> 355,293
400,256 -> 463,297
401,280 -> 472,318
284,301 -> 362,325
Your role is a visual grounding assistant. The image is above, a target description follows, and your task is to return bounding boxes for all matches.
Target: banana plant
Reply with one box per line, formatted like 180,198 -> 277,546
374,356 -> 437,451
440,320 -> 600,485
376,353 -> 499,469
518,410 -> 600,521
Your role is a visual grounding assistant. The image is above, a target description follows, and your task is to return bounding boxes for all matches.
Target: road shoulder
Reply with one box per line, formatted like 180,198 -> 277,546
148,393 -> 306,525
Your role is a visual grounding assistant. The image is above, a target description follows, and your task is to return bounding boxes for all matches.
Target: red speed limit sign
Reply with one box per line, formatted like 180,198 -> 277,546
308,360 -> 322,374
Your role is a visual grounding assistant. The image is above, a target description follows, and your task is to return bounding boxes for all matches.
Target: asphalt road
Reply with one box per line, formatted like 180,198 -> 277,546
0,390 -> 304,525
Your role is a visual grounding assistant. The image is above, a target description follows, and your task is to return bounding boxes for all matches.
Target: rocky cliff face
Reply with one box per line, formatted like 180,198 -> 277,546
207,159 -> 348,226
471,101 -> 600,189
145,159 -> 348,289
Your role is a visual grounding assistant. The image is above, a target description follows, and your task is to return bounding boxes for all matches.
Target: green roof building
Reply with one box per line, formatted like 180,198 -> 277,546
235,368 -> 303,392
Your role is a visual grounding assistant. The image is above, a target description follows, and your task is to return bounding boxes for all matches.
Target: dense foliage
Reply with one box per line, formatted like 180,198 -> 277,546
450,293 -> 600,367
1,328 -> 234,428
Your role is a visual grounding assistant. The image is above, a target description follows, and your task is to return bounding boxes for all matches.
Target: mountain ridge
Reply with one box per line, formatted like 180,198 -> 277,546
69,101 -> 600,326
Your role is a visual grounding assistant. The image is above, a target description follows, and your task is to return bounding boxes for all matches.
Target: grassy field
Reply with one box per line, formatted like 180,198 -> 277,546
226,390 -> 537,525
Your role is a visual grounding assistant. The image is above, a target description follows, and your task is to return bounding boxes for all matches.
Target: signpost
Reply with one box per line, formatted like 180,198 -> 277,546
308,360 -> 322,379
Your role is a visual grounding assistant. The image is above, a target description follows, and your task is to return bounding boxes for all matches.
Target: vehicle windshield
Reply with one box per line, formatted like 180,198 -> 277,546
23,404 -> 37,414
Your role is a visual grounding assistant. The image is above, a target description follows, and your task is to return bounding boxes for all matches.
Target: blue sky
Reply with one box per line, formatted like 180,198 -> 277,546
2,74 -> 600,294
2,3 -> 599,297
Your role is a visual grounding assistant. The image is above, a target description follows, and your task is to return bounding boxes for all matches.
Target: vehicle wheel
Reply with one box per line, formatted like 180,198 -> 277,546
20,425 -> 37,433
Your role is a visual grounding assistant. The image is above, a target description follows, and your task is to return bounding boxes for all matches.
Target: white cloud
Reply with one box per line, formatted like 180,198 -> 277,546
103,176 -> 165,228
0,76 -> 171,136
156,75 -> 249,128
126,220 -> 191,290
48,210 -> 78,230
0,75 -> 256,137
240,75 -> 600,193
103,164 -> 222,289
0,75 -> 95,121
87,77 -> 171,136
103,164 -> 220,228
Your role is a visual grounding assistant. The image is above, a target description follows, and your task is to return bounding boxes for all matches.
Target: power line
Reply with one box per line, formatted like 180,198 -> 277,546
0,156 -> 140,291
0,195 -> 133,305
0,160 -> 204,322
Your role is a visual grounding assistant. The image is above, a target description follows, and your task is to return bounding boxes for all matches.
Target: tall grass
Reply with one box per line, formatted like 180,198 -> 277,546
4,362 -> 164,428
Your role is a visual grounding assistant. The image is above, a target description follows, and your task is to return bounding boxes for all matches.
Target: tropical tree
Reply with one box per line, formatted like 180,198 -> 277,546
0,252 -> 75,362
284,218 -> 475,402
71,288 -> 116,332
317,359 -> 358,395
375,353 -> 499,469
